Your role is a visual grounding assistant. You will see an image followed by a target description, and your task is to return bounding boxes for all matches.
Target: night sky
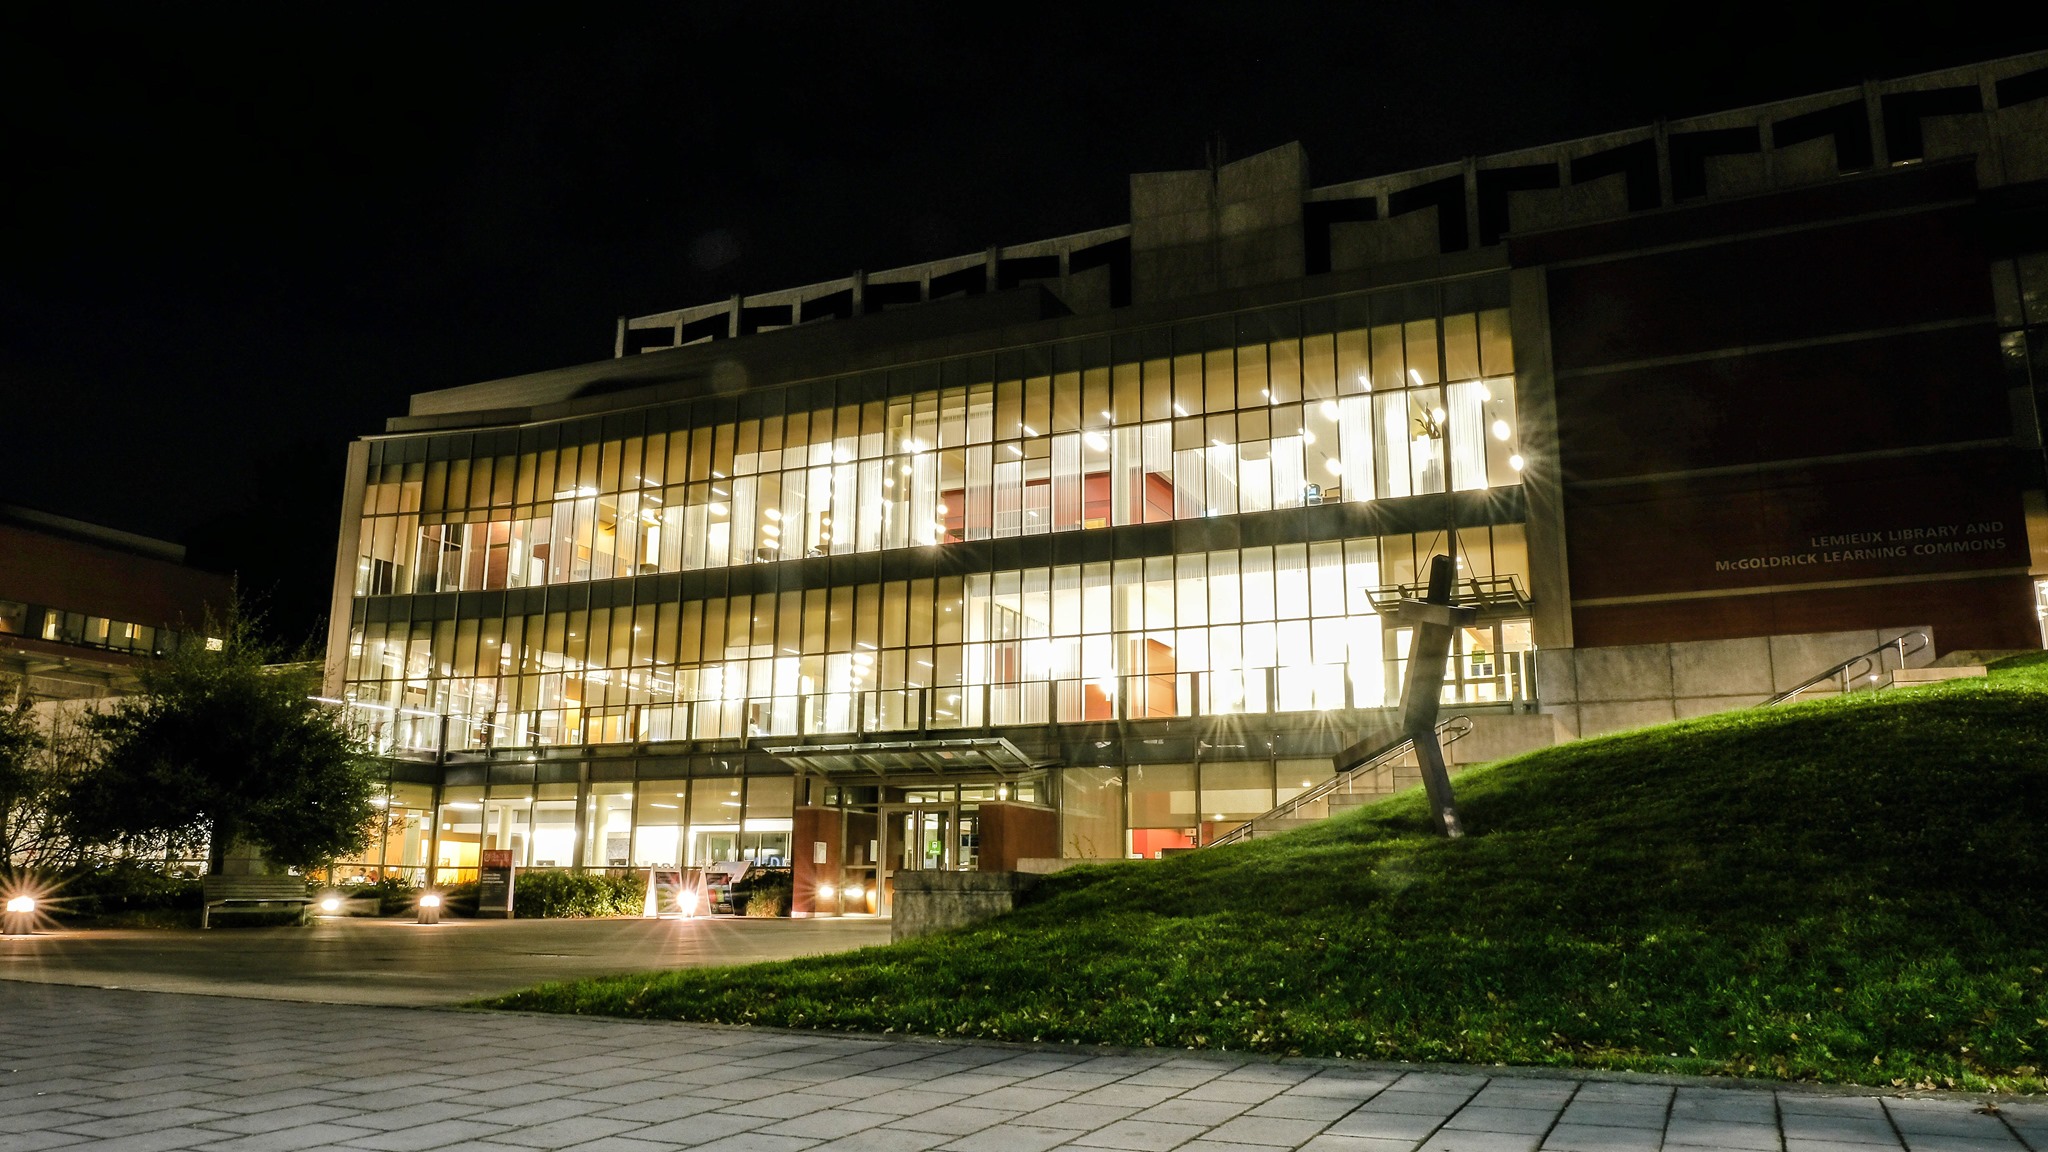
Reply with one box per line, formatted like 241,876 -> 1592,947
6,6 -> 2045,643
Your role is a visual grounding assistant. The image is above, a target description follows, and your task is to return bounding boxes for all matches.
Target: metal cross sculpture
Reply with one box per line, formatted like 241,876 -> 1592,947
1396,553 -> 1477,838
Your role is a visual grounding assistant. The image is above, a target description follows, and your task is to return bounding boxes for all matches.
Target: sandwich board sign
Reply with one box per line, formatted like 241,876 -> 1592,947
704,861 -> 749,914
643,866 -> 701,917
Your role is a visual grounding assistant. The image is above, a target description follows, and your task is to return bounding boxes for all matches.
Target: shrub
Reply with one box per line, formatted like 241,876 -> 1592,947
42,861 -> 204,918
438,881 -> 480,917
741,876 -> 792,918
351,875 -> 423,915
512,869 -> 642,918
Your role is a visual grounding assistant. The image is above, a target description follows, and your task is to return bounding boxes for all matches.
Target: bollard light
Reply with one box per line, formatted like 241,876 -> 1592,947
3,893 -> 35,936
417,891 -> 442,925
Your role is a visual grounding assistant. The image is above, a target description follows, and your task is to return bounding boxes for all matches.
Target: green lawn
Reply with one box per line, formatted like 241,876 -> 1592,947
488,654 -> 2048,1091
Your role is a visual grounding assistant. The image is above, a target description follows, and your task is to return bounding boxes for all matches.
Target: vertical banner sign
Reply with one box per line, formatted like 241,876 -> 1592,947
478,849 -> 516,918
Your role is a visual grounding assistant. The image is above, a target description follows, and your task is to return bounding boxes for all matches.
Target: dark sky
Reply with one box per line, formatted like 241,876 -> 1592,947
4,5 -> 2045,634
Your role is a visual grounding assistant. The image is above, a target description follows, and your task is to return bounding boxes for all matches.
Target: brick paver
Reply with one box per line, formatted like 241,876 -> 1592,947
0,983 -> 2041,1152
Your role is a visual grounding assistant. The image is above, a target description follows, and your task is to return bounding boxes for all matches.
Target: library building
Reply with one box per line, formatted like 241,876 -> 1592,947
321,52 -> 2048,913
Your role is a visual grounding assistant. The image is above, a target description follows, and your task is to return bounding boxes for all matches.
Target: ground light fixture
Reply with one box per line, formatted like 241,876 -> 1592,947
4,892 -> 36,935
317,892 -> 344,915
417,891 -> 442,925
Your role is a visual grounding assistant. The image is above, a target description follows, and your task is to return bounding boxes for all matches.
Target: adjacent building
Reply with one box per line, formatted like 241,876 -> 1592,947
1,505 -> 232,703
324,52 -> 2048,909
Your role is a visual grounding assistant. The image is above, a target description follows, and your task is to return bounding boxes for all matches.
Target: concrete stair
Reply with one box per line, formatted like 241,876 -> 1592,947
1211,714 -> 1560,848
1243,817 -> 1321,839
1328,792 -> 1375,813
1877,665 -> 1984,689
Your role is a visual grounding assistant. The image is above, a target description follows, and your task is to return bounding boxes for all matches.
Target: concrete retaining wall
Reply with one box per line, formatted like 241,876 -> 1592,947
890,870 -> 1040,942
1536,626 -> 1935,739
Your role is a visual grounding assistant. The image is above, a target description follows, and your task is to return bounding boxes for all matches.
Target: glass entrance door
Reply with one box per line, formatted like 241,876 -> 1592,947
877,804 -> 956,916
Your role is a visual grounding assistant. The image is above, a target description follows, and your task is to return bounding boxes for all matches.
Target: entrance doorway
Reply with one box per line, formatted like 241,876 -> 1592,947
876,804 -> 959,916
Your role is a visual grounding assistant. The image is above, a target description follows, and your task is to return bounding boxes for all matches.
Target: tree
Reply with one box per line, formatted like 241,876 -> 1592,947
64,610 -> 380,873
0,688 -> 101,869
0,686 -> 51,865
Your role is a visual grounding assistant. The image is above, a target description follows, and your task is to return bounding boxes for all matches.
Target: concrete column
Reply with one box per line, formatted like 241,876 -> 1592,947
1510,267 -> 1573,650
322,440 -> 371,699
791,805 -> 843,916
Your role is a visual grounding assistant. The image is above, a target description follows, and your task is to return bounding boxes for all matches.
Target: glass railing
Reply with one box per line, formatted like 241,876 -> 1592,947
349,655 -> 1535,752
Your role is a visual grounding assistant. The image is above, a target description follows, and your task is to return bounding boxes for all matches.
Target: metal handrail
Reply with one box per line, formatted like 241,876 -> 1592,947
1365,575 -> 1530,613
1763,631 -> 1929,707
1203,715 -> 1472,849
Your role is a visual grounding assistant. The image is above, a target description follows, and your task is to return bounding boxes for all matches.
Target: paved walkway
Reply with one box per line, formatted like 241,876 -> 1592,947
0,917 -> 891,1005
1,984 -> 2042,1152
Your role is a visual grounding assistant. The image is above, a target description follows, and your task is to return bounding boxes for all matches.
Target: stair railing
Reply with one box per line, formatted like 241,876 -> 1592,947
1203,715 -> 1472,849
1762,631 -> 1929,707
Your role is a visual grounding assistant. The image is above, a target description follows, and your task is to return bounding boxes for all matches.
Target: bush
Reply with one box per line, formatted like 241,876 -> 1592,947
741,876 -> 792,918
439,881 -> 480,917
351,875 -> 423,915
40,861 -> 204,919
512,869 -> 642,918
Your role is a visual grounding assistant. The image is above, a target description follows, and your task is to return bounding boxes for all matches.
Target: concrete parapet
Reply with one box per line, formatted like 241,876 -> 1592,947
1541,626 -> 1935,738
890,870 -> 1041,942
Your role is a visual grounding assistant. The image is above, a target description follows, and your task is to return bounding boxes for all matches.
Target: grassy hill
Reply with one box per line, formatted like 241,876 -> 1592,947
490,655 -> 2048,1091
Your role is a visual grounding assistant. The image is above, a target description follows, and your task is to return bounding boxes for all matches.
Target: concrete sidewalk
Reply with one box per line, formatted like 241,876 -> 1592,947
1,983 -> 2042,1152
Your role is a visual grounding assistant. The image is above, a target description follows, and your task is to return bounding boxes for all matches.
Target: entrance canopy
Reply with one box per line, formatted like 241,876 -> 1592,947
760,736 -> 1051,779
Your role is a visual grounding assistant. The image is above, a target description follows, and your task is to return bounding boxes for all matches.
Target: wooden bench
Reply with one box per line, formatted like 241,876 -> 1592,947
201,875 -> 313,928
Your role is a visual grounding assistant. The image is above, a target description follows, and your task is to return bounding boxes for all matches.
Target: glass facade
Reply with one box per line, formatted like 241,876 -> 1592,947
335,286 -> 1537,875
345,529 -> 1530,754
350,310 -> 1518,596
